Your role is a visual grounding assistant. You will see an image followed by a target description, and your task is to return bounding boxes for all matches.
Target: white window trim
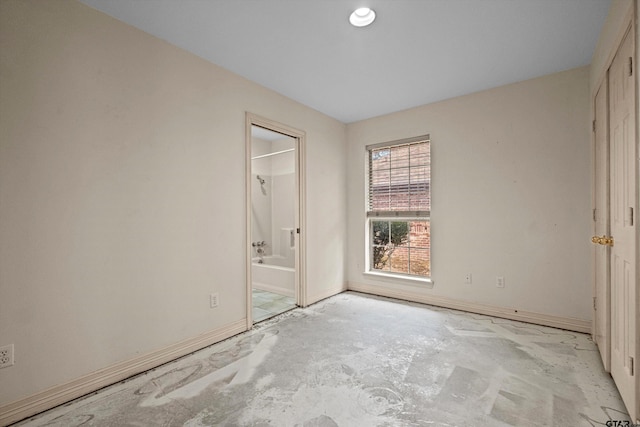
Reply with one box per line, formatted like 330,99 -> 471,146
365,134 -> 430,151
364,135 -> 431,283
363,270 -> 434,288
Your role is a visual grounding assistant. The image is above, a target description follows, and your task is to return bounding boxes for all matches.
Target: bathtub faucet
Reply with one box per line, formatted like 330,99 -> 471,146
252,241 -> 266,247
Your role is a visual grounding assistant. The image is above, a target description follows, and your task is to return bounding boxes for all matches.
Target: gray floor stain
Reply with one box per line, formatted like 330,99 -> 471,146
301,414 -> 340,427
17,292 -> 631,426
533,341 -> 577,356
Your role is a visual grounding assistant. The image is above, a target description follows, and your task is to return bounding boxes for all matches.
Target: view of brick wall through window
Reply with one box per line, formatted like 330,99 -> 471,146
369,140 -> 430,277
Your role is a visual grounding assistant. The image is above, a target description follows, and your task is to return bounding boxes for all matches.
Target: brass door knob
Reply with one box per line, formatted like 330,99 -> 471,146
591,235 -> 614,246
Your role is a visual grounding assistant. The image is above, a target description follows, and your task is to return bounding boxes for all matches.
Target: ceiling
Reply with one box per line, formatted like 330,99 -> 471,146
79,0 -> 611,124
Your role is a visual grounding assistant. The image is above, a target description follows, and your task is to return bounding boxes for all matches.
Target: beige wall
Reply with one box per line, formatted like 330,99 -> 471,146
347,66 -> 592,322
0,0 -> 346,407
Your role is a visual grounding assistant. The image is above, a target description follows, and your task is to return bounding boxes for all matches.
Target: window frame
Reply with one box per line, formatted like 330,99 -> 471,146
364,135 -> 432,284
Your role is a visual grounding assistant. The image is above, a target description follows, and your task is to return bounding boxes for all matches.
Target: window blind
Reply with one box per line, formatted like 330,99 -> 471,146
367,136 -> 430,217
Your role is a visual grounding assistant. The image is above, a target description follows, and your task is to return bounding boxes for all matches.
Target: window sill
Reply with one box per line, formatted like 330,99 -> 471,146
363,271 -> 434,289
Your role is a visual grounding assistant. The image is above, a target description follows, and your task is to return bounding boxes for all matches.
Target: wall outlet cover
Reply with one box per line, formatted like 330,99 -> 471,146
0,344 -> 14,368
210,293 -> 219,308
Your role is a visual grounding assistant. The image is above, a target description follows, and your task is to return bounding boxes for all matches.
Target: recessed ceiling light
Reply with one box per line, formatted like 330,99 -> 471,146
349,7 -> 376,27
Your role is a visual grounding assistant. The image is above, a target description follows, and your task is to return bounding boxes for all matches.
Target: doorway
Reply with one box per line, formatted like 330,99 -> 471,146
245,114 -> 306,327
592,24 -> 637,420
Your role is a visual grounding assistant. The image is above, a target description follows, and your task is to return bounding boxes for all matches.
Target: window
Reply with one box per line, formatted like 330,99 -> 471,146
367,136 -> 430,278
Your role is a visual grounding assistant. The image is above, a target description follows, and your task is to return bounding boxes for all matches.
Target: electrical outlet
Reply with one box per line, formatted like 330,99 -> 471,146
210,293 -> 219,308
0,344 -> 14,369
464,273 -> 472,284
496,276 -> 505,288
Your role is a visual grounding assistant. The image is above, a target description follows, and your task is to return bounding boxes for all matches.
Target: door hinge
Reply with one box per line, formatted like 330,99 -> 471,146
629,57 -> 633,77
629,207 -> 634,226
296,228 -> 300,234
593,297 -> 597,310
593,208 -> 597,222
592,120 -> 596,132
630,356 -> 634,376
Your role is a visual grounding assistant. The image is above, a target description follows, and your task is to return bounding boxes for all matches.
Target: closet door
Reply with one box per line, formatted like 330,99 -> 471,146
609,27 -> 637,420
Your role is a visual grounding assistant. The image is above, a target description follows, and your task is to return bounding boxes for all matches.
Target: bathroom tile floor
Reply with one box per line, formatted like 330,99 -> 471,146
252,289 -> 296,323
14,292 -> 631,426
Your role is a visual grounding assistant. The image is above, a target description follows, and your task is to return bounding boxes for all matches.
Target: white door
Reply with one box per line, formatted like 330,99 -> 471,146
609,27 -> 637,420
593,79 -> 610,372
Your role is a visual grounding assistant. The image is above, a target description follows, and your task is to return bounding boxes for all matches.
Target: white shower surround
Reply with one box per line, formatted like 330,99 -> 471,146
251,132 -> 297,299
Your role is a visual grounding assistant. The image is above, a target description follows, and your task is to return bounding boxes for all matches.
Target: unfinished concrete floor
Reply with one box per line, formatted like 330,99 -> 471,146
15,292 -> 630,426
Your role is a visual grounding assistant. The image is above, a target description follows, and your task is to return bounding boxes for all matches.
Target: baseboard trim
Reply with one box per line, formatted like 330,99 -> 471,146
306,283 -> 348,306
0,319 -> 247,427
347,282 -> 591,333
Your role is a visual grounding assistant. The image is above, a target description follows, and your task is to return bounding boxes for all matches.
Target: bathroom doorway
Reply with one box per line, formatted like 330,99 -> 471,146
246,114 -> 306,327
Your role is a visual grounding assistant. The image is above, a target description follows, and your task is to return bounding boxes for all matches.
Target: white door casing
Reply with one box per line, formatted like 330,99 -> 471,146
245,113 -> 307,329
593,78 -> 611,372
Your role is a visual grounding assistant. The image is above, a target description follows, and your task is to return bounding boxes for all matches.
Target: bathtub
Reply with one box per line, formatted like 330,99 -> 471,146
251,256 -> 295,297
